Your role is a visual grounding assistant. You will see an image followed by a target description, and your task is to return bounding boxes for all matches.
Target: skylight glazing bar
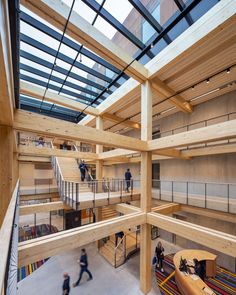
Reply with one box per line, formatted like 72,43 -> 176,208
20,74 -> 101,105
128,0 -> 172,44
81,0 -> 146,50
173,0 -> 194,25
20,11 -> 122,75
20,50 -> 112,93
20,34 -> 115,84
20,64 -> 101,97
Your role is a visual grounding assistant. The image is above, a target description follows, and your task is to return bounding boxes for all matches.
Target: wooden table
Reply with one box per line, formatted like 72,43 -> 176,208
173,250 -> 217,295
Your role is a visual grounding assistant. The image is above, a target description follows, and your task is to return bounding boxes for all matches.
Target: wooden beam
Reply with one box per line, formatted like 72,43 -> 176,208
102,113 -> 140,129
148,120 -> 236,151
99,148 -> 138,160
18,145 -> 98,160
0,0 -> 14,126
182,143 -> 236,158
18,155 -> 50,162
180,205 -> 236,224
20,193 -> 59,201
21,0 -> 148,82
151,79 -> 193,113
18,212 -> 146,267
147,212 -> 236,257
147,0 -> 236,79
13,110 -> 148,151
112,203 -> 141,215
20,81 -> 99,116
19,201 -> 70,215
151,203 -> 181,215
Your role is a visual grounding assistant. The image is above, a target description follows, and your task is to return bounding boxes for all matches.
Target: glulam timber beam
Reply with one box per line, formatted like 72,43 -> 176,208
21,0 -> 147,82
147,0 -> 236,79
20,81 -> 99,117
148,120 -> 236,151
182,143 -> 236,157
18,145 -> 98,160
151,203 -> 181,215
0,0 -> 14,126
20,193 -> 59,201
180,205 -> 236,224
18,212 -> 146,266
147,212 -> 236,257
151,79 -> 193,113
112,203 -> 141,215
102,113 -> 140,129
13,110 -> 147,151
19,201 -> 70,215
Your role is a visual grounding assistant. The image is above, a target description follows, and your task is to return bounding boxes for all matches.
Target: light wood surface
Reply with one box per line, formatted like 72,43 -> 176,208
173,250 -> 217,295
13,110 -> 148,151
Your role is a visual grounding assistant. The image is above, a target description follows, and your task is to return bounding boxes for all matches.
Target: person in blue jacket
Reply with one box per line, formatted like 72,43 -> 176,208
125,168 -> 132,192
73,249 -> 93,287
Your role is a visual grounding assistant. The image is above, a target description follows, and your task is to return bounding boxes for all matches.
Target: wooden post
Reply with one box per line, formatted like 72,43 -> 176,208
0,126 -> 13,226
96,116 -> 103,248
140,81 -> 152,294
96,116 -> 103,190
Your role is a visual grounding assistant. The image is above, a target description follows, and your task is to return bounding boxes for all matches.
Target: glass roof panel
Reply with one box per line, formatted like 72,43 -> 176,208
20,69 -> 48,83
20,21 -> 60,50
20,57 -> 51,74
62,0 -> 97,24
93,15 -> 117,39
20,42 -> 55,64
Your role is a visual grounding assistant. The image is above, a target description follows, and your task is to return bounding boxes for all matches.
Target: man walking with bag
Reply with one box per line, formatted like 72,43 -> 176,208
73,248 -> 93,287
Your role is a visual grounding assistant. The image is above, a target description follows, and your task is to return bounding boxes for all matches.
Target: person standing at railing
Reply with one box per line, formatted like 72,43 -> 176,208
125,168 -> 132,193
115,231 -> 124,246
79,160 -> 88,182
73,248 -> 93,287
38,136 -> 45,147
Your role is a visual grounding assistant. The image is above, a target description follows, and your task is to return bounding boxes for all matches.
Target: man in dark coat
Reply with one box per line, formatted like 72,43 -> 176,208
73,249 -> 93,287
62,272 -> 70,295
79,160 -> 88,182
125,168 -> 132,192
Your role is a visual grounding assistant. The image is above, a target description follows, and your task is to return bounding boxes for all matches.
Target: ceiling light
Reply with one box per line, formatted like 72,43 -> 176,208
206,78 -> 210,84
79,53 -> 82,62
160,106 -> 176,115
192,85 -> 195,90
190,88 -> 220,102
227,68 -> 230,74
150,43 -> 154,48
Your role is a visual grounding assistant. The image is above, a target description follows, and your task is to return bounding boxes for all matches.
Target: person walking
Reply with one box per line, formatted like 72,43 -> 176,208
124,168 -> 132,193
79,160 -> 87,182
155,241 -> 165,272
62,272 -> 70,295
73,249 -> 93,287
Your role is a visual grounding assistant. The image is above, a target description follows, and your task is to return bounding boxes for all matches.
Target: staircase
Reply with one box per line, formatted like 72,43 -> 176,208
56,157 -> 91,193
102,207 -> 118,220
99,235 -> 125,267
99,231 -> 140,268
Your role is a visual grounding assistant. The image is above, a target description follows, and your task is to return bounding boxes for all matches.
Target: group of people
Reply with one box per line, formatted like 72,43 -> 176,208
62,248 -> 93,294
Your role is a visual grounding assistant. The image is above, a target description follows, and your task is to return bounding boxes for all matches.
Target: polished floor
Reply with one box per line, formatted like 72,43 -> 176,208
17,239 -> 182,294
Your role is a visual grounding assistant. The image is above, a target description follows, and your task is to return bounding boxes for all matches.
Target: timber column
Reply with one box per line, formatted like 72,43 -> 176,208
140,81 -> 152,294
95,116 -> 104,248
0,126 -> 13,226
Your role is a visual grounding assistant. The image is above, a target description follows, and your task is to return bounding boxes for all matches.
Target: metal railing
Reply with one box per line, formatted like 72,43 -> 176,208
52,156 -> 140,209
0,180 -> 20,295
152,180 -> 236,214
155,111 -> 236,139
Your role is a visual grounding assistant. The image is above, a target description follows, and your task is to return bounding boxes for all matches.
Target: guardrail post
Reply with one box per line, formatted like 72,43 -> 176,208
186,182 -> 188,205
171,181 -> 173,202
205,183 -> 207,209
227,184 -> 230,213
76,183 -> 79,210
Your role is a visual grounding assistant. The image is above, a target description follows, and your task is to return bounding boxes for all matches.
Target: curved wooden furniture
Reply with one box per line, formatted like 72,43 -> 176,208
174,250 -> 217,295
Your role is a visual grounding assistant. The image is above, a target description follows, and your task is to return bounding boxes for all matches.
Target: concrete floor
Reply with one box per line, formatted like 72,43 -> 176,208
17,239 -> 182,295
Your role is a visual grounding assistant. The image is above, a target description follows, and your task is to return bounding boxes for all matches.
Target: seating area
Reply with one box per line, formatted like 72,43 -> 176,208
156,254 -> 236,295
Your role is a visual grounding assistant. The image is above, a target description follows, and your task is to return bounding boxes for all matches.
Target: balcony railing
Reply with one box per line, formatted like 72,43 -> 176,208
0,180 -> 20,295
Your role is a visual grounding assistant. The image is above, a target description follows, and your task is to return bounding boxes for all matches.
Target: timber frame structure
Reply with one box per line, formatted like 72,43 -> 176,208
0,0 -> 236,294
